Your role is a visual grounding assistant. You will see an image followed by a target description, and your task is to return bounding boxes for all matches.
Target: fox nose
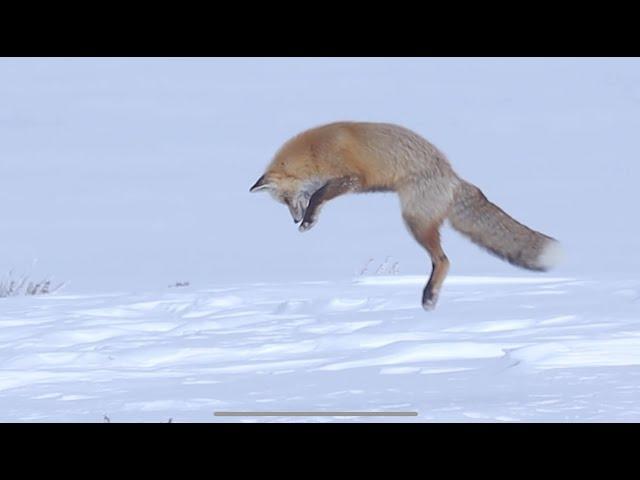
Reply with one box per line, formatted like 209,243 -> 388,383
291,212 -> 304,224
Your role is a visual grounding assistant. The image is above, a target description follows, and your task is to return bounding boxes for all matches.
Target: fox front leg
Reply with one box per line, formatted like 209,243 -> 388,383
299,176 -> 360,232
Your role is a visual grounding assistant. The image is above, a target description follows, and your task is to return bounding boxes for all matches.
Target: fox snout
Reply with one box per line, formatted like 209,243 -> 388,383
286,192 -> 310,224
288,205 -> 304,223
250,173 -> 310,224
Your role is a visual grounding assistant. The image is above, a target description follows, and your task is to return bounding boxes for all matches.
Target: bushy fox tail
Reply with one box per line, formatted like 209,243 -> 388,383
448,181 -> 562,271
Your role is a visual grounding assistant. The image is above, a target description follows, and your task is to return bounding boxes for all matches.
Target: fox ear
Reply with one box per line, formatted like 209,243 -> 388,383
249,174 -> 273,193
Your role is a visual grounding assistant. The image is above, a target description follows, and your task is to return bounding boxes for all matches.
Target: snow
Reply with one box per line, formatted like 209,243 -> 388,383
1,274 -> 640,422
1,59 -> 639,421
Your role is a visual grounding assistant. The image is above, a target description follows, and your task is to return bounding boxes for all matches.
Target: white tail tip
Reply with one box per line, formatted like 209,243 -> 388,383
537,240 -> 564,270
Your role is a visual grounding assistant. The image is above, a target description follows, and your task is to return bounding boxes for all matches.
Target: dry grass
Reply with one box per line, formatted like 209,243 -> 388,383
0,271 -> 65,298
357,256 -> 400,276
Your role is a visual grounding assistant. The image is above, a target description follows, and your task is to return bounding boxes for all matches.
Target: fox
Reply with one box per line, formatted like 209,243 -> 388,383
250,121 -> 562,310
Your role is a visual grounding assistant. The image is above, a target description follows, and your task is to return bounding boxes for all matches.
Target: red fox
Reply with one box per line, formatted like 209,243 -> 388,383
250,122 -> 562,310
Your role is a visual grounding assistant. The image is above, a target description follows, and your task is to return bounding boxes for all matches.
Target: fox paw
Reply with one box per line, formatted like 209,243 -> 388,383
298,218 -> 317,232
422,299 -> 437,311
422,289 -> 439,311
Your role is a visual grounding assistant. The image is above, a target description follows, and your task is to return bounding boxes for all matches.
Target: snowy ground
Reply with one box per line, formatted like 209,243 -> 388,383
2,273 -> 639,422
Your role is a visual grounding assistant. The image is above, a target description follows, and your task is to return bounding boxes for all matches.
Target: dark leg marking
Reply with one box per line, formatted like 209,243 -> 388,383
299,176 -> 360,231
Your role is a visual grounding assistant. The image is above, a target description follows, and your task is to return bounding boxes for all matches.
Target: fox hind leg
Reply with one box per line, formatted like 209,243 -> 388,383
405,217 -> 450,311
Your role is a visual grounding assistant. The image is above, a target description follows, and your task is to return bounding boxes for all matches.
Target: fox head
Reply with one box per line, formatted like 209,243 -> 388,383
250,127 -> 332,223
249,172 -> 314,223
